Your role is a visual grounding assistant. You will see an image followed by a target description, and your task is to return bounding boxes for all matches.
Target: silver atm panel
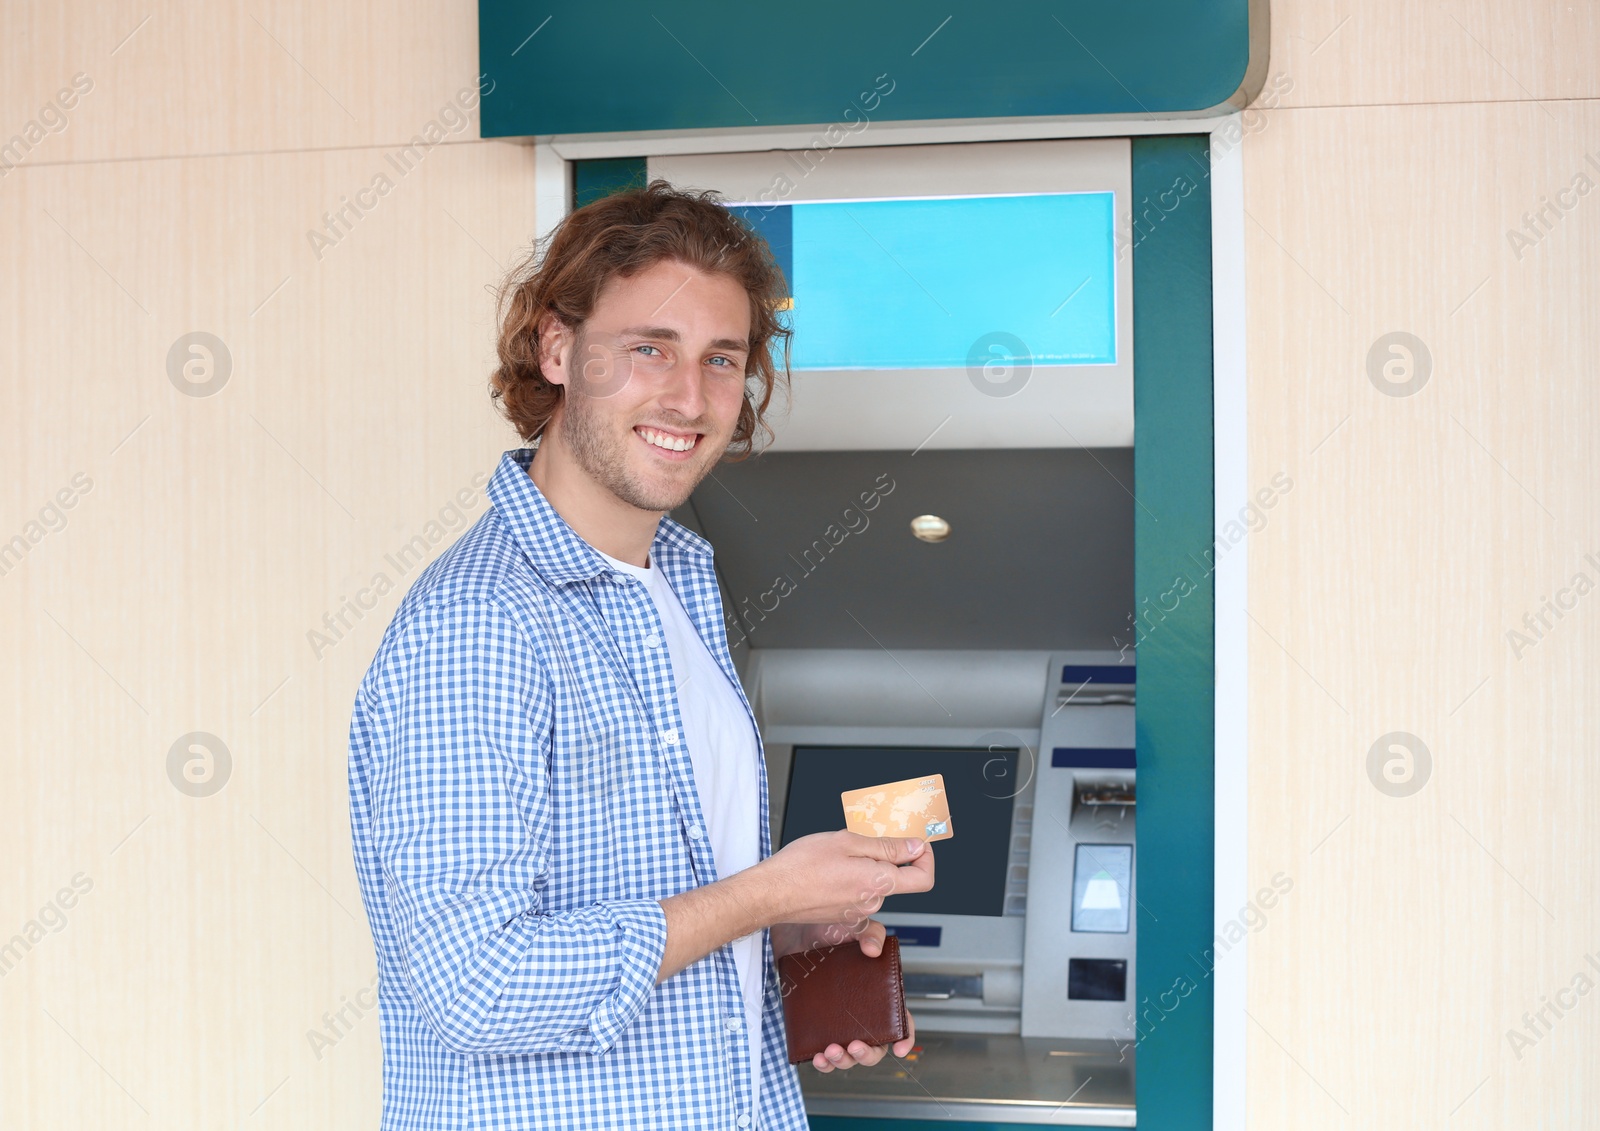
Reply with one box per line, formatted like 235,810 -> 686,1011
1021,653 -> 1137,1042
752,648 -> 1137,1126
763,723 -> 1034,1034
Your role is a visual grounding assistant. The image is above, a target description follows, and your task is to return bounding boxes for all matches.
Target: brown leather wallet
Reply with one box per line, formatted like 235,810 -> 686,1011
776,935 -> 909,1064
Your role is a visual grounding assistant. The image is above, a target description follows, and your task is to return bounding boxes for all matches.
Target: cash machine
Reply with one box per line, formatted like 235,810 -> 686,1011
749,648 -> 1137,1126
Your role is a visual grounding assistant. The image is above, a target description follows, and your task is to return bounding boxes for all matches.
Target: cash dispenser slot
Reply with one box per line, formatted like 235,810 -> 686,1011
904,973 -> 986,1001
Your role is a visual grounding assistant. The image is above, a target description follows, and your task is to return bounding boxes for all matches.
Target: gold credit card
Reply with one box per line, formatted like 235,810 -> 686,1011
841,774 -> 953,842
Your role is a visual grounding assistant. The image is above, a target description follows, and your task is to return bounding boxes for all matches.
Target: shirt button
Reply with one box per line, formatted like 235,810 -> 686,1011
643,632 -> 661,648
724,1014 -> 742,1031
688,823 -> 705,841
662,728 -> 678,745
736,1116 -> 751,1128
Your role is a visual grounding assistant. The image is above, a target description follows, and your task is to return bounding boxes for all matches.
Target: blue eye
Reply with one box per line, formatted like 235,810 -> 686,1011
634,344 -> 661,357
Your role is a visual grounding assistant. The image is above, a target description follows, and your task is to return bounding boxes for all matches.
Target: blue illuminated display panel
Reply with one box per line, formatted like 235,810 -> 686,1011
730,192 -> 1116,371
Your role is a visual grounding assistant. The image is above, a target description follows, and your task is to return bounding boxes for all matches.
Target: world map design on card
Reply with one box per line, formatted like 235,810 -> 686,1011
841,774 -> 953,842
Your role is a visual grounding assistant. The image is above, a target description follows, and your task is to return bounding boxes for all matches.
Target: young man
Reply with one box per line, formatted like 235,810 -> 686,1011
347,179 -> 934,1130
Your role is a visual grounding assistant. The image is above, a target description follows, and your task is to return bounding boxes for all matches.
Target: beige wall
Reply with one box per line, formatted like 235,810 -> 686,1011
1,2 -> 523,1124
1245,3 -> 1600,1127
2,1 -> 1595,1127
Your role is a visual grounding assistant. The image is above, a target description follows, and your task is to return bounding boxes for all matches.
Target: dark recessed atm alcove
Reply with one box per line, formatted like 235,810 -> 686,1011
674,447 -> 1134,653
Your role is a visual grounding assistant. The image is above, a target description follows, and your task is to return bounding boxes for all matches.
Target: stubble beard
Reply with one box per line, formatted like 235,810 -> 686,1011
559,380 -> 719,514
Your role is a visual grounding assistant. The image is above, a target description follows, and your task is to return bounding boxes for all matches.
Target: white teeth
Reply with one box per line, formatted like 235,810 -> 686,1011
638,426 -> 696,452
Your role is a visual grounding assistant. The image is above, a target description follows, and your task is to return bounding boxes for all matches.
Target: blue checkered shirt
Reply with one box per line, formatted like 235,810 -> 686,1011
347,447 -> 809,1129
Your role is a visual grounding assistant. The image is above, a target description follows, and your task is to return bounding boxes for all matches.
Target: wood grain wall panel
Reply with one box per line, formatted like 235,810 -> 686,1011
1270,1 -> 1600,108
0,0 -> 482,165
6,0 -> 1593,165
1242,97 -> 1600,1129
0,138 -> 539,1127
5,1 -> 1598,1129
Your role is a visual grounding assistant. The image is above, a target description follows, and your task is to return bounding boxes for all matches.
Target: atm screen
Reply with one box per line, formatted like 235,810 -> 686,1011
779,746 -> 1020,917
728,193 -> 1117,371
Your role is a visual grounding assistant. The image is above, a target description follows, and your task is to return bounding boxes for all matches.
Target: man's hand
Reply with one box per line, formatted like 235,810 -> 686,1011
656,832 -> 933,984
771,916 -> 920,1073
809,1006 -> 917,1073
759,831 -> 934,929
771,915 -> 892,962
767,834 -> 935,1073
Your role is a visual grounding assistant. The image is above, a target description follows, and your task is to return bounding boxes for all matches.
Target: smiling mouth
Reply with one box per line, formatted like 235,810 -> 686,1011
635,425 -> 701,453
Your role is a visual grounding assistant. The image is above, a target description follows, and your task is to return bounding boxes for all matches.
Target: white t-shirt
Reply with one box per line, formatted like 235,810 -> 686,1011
595,546 -> 765,1112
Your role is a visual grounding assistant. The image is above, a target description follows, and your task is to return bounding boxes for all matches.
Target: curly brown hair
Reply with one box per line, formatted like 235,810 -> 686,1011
488,178 -> 792,461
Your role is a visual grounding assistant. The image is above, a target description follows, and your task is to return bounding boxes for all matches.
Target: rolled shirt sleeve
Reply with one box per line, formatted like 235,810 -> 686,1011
369,596 -> 668,1057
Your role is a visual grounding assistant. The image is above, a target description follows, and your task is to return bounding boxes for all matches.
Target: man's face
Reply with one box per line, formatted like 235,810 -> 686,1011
542,258 -> 753,513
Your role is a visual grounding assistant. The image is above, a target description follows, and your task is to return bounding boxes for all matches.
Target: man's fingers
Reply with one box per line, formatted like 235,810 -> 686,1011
893,1007 -> 918,1058
848,1041 -> 886,1066
856,833 -> 927,863
887,843 -> 935,895
814,1039 -> 896,1072
909,843 -> 935,880
815,1044 -> 847,1072
855,919 -> 887,957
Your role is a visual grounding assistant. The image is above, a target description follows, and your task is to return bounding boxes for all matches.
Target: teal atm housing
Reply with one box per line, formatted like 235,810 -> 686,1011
477,1 -> 1262,138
